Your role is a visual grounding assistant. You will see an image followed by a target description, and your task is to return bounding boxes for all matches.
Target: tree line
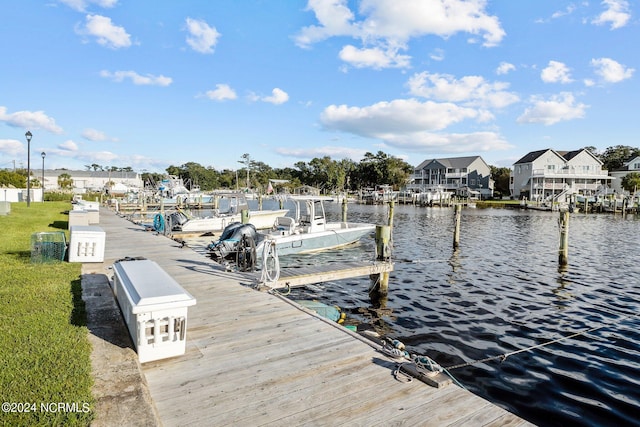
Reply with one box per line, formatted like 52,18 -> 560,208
2,146 -> 640,195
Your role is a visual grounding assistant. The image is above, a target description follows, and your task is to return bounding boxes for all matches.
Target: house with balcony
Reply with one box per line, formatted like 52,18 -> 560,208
407,156 -> 494,199
510,148 -> 611,202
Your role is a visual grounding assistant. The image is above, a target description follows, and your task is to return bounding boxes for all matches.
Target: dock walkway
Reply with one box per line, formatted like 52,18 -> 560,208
83,208 -> 534,426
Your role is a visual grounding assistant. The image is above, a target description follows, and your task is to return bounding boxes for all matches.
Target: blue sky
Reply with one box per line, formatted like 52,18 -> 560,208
0,1 -> 637,174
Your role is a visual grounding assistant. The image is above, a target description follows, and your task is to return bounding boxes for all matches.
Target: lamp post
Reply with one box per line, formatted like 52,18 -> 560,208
25,131 -> 32,207
41,152 -> 46,203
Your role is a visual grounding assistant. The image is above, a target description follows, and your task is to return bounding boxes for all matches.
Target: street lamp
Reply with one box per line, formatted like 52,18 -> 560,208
25,131 -> 32,207
41,152 -> 46,203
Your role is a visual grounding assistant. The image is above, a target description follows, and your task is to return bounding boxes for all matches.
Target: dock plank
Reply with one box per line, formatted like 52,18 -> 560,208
85,208 -> 535,427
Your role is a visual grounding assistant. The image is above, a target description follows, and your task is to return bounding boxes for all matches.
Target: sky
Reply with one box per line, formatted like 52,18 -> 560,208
0,1 -> 637,174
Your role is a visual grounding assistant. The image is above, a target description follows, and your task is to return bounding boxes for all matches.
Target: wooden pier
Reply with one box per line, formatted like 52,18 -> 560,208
83,208 -> 534,426
259,260 -> 394,290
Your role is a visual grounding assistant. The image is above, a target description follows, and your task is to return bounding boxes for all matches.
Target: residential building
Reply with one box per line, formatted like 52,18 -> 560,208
42,169 -> 143,193
407,156 -> 494,199
510,148 -> 611,201
609,155 -> 640,194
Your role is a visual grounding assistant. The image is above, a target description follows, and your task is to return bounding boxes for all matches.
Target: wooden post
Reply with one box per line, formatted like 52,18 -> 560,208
258,194 -> 263,211
453,203 -> 461,249
279,197 -> 284,209
559,210 -> 569,266
388,200 -> 395,229
241,209 -> 249,224
341,197 -> 348,222
369,225 -> 391,306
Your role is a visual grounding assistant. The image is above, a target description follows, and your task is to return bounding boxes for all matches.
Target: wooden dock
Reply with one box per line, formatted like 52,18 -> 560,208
262,260 -> 394,289
84,208 -> 534,426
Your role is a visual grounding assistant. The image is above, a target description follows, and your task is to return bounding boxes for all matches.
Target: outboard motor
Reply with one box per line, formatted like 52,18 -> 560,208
207,222 -> 259,270
166,210 -> 189,231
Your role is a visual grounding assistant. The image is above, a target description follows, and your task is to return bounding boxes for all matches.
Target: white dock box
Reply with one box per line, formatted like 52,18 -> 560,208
69,226 -> 106,262
68,210 -> 89,228
112,259 -> 197,363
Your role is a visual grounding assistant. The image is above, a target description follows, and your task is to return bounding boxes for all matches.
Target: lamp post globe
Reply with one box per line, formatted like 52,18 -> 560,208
25,131 -> 32,207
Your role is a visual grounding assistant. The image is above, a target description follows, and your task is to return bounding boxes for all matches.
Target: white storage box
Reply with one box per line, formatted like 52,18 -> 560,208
68,209 -> 89,228
69,226 -> 105,262
74,201 -> 100,210
86,209 -> 100,224
112,259 -> 197,363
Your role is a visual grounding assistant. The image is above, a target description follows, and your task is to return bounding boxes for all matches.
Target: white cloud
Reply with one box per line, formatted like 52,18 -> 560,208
205,84 -> 237,101
430,48 -> 445,61
319,96 -> 513,153
0,139 -> 24,156
185,18 -> 221,54
496,62 -> 515,75
59,140 -> 79,151
59,0 -> 118,12
407,72 -> 519,109
100,70 -> 172,86
590,57 -> 635,83
380,131 -> 512,152
320,99 -> 481,137
261,88 -> 289,105
295,0 -> 505,69
592,0 -> 630,30
517,92 -> 587,125
0,106 -> 64,134
541,61 -> 573,84
338,45 -> 410,69
82,128 -> 117,141
76,14 -> 131,49
276,145 -> 366,160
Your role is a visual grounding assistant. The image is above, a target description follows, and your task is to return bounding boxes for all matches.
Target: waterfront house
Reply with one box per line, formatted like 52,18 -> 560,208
407,156 -> 494,199
510,148 -> 611,202
609,155 -> 640,194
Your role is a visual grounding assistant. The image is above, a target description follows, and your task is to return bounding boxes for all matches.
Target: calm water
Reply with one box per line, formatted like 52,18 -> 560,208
196,200 -> 640,426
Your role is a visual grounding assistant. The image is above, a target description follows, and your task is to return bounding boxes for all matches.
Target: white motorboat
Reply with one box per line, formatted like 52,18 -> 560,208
158,193 -> 288,235
255,196 -> 376,256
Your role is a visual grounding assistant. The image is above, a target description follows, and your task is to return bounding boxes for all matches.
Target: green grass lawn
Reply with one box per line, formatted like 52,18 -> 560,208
0,202 -> 94,427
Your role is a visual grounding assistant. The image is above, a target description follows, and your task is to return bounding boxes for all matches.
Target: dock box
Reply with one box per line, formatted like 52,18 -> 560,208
69,226 -> 105,262
112,259 -> 197,363
86,209 -> 100,224
68,209 -> 89,228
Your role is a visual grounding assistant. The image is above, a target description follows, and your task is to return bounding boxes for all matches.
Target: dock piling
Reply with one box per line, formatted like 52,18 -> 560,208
559,210 -> 569,266
342,197 -> 348,222
369,225 -> 391,306
453,204 -> 461,249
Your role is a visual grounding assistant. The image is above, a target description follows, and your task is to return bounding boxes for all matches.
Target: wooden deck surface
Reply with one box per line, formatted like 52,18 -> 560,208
90,208 -> 534,426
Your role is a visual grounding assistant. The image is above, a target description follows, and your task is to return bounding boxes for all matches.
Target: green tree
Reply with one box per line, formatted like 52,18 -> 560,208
621,172 -> 640,193
490,166 -> 511,198
599,145 -> 640,171
0,170 -> 28,187
58,173 -> 73,190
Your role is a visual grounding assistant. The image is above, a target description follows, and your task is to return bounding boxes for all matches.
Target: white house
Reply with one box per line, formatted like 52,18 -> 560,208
42,169 -> 143,193
408,156 -> 494,199
510,149 -> 611,201
609,155 -> 640,194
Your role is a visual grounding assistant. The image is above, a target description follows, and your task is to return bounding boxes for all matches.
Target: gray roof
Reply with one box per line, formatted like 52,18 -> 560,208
415,156 -> 483,170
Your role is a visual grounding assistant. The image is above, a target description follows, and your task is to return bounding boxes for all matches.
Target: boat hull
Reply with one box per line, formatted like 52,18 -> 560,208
258,223 -> 375,256
177,209 -> 288,233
